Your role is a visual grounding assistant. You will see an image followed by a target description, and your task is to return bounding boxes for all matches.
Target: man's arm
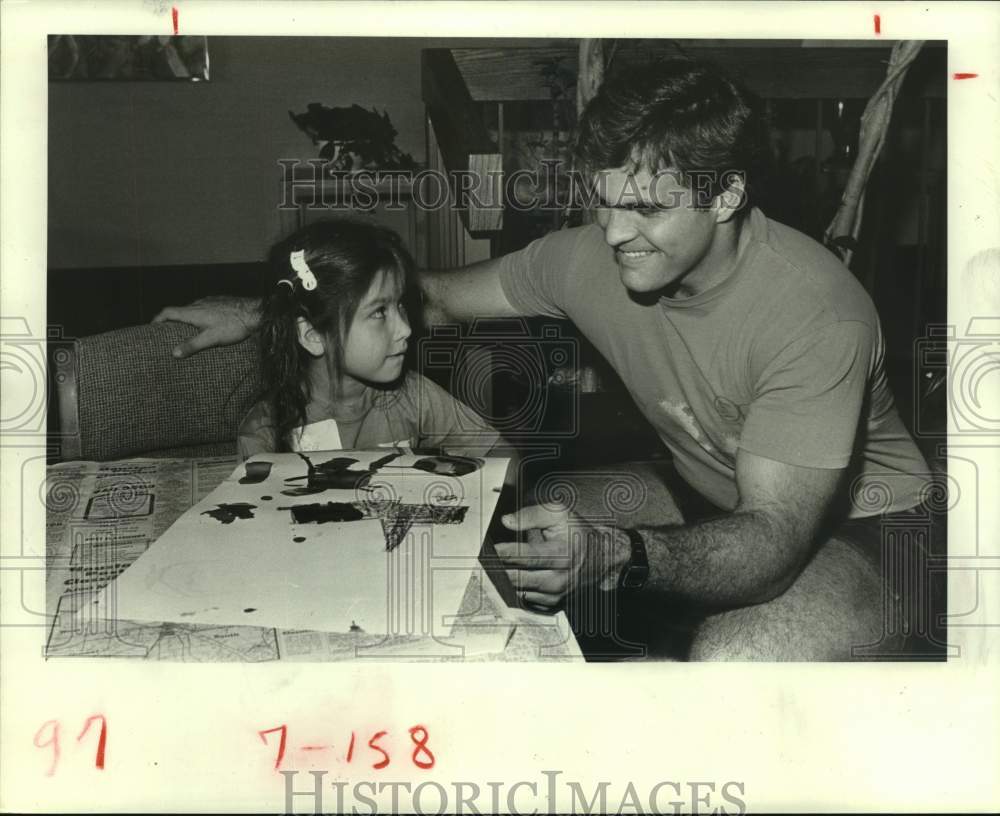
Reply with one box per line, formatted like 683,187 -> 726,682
419,257 -> 522,323
634,450 -> 841,607
497,450 -> 843,610
152,258 -> 522,358
152,295 -> 262,359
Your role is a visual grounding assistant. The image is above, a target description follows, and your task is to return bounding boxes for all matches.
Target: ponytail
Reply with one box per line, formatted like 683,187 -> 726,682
258,270 -> 310,452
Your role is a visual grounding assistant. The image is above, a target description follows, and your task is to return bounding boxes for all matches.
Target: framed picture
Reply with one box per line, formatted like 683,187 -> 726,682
48,35 -> 209,81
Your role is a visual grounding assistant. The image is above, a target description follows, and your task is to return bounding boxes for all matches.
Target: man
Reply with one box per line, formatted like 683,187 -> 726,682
156,59 -> 938,660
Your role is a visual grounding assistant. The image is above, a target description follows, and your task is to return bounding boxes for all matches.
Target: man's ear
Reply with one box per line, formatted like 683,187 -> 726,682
714,172 -> 747,224
296,317 -> 326,357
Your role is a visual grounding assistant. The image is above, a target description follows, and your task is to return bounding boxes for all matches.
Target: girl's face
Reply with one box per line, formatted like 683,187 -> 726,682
340,268 -> 411,384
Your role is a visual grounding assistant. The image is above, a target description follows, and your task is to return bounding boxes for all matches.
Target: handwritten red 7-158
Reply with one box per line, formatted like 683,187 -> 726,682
258,723 -> 435,771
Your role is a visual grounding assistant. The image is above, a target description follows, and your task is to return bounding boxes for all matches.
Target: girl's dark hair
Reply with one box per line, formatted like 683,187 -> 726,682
258,218 -> 414,451
575,57 -> 765,210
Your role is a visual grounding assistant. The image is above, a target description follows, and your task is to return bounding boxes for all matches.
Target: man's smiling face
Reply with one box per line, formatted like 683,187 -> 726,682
594,166 -> 724,298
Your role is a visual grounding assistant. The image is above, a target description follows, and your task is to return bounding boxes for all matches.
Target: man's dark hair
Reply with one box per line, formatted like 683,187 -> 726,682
575,57 -> 765,209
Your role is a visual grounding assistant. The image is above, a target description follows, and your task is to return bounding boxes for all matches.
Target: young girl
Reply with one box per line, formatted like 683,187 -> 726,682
237,219 -> 501,460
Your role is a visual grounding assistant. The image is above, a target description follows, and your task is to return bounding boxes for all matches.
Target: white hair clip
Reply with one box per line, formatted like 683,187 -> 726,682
289,249 -> 318,291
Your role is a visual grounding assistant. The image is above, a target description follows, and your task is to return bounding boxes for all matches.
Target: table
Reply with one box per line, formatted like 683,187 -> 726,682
44,456 -> 583,662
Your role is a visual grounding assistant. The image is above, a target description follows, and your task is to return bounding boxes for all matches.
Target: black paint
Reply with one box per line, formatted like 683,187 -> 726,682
283,451 -> 406,493
201,503 -> 257,524
239,461 -> 273,484
412,455 -> 481,477
278,491 -> 470,552
288,502 -> 365,524
280,485 -> 327,497
293,536 -> 306,542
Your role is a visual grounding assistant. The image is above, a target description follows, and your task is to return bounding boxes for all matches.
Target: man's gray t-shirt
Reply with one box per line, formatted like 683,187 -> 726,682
499,208 -> 929,517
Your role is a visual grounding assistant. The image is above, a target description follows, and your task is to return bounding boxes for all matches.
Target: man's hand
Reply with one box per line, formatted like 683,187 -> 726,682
152,296 -> 261,359
494,503 -> 632,611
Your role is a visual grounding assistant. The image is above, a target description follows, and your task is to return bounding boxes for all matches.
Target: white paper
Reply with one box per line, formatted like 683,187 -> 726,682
104,451 -> 509,636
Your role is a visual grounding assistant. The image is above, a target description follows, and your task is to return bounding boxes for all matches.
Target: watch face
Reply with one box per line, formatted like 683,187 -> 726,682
620,564 -> 649,590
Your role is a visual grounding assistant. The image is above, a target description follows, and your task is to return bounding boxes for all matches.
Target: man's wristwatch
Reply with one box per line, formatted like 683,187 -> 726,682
617,527 -> 649,591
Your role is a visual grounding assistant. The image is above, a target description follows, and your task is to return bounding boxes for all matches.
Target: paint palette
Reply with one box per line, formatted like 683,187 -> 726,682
102,451 -> 509,636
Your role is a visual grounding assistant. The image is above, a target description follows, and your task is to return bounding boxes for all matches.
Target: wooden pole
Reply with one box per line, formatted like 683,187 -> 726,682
576,39 -> 605,226
823,40 -> 925,272
576,38 -> 605,116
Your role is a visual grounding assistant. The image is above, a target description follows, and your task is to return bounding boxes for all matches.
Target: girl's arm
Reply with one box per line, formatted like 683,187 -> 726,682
406,373 -> 522,487
236,402 -> 277,462
410,374 -> 498,454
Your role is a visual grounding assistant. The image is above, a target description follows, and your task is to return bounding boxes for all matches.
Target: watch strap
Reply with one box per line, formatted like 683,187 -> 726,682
618,527 -> 649,590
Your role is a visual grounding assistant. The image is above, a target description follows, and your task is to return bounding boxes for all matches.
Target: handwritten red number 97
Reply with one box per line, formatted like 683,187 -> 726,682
34,714 -> 107,776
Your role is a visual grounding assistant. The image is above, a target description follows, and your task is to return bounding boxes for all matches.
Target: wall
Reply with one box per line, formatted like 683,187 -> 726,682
47,36 -> 541,269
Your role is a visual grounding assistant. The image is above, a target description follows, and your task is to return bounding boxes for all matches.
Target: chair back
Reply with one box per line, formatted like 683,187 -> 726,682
55,322 -> 261,461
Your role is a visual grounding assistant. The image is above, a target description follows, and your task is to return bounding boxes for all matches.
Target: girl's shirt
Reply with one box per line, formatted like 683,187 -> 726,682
237,371 -> 500,461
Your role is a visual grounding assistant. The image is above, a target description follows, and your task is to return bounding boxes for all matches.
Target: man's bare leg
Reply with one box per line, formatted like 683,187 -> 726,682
688,536 -> 899,661
535,462 -> 898,661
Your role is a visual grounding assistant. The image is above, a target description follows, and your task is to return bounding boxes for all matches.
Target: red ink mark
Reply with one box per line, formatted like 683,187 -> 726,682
953,73 -> 979,80
367,730 -> 390,769
346,731 -> 356,763
874,14 -> 881,35
33,720 -> 60,777
409,724 -> 435,769
76,715 -> 107,770
172,7 -> 179,35
300,744 -> 328,752
258,725 -> 288,770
